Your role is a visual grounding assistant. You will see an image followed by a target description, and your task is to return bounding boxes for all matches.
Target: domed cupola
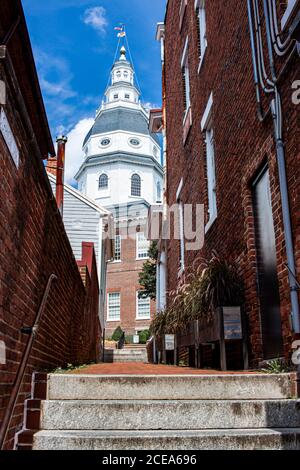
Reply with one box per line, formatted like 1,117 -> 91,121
75,42 -> 163,208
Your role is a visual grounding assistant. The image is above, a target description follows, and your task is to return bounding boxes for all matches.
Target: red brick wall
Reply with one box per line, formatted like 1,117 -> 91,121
164,0 -> 300,365
106,229 -> 155,337
0,58 -> 100,448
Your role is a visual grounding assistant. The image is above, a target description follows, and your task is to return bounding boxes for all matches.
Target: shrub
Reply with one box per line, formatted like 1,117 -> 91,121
139,330 -> 151,344
111,326 -> 124,342
150,252 -> 244,337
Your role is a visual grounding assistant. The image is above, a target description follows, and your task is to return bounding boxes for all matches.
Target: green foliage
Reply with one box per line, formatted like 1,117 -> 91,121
111,326 -> 124,342
150,252 -> 245,337
51,363 -> 95,374
138,242 -> 158,300
139,330 -> 151,344
261,359 -> 292,374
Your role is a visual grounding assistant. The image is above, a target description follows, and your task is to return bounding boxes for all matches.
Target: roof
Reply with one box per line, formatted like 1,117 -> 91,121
83,107 -> 160,147
48,173 -> 112,217
0,0 -> 55,157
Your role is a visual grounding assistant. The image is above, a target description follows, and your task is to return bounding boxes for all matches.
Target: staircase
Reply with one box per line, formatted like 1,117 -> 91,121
104,345 -> 147,363
33,373 -> 300,450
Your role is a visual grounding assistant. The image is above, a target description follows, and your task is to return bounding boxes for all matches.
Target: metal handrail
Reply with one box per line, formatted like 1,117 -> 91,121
0,274 -> 57,450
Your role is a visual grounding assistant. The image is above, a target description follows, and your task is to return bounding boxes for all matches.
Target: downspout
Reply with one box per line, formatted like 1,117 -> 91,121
247,0 -> 300,335
56,135 -> 68,217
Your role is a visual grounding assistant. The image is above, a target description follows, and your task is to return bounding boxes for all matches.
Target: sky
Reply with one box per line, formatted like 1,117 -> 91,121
22,0 -> 166,183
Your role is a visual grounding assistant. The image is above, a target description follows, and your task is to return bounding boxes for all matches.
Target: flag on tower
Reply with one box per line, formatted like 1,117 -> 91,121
114,26 -> 123,31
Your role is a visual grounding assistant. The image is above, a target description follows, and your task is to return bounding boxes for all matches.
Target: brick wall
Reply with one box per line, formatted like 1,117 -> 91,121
0,51 -> 100,449
164,0 -> 300,366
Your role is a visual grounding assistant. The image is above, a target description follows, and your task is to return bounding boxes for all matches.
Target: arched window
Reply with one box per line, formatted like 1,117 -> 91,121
99,174 -> 108,190
157,181 -> 162,202
131,174 -> 141,197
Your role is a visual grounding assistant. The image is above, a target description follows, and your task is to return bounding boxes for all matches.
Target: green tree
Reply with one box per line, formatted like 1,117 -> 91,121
138,242 -> 158,300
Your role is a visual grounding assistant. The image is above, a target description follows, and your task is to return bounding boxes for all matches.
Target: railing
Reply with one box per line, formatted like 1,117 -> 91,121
117,332 -> 125,350
0,274 -> 57,450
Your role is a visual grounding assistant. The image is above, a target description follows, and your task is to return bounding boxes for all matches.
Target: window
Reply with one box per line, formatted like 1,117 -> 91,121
99,173 -> 108,190
181,38 -> 191,116
124,71 -> 129,78
116,71 -> 121,78
136,232 -> 150,259
125,94 -> 130,99
131,174 -> 141,197
107,293 -> 121,321
114,94 -> 119,100
114,235 -> 121,261
156,181 -> 162,203
195,0 -> 207,69
137,293 -> 151,320
129,138 -> 141,147
201,93 -> 217,231
101,138 -> 111,147
176,178 -> 185,274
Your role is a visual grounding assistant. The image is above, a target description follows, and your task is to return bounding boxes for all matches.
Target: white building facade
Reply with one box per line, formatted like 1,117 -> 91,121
75,46 -> 163,338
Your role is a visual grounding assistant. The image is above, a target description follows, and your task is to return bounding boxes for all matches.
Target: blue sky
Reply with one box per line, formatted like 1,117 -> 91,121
22,0 -> 166,182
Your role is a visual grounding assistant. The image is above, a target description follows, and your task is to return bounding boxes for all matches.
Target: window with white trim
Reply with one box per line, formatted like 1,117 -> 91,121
114,235 -> 121,261
181,38 -> 191,116
195,0 -> 207,67
107,293 -> 121,321
201,94 -> 217,230
131,173 -> 141,197
137,293 -> 151,320
136,232 -> 150,259
156,181 -> 162,203
176,179 -> 185,274
99,173 -> 108,190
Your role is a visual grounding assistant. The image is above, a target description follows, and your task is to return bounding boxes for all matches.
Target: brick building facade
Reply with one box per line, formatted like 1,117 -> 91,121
163,0 -> 300,367
0,0 -> 101,449
105,211 -> 156,338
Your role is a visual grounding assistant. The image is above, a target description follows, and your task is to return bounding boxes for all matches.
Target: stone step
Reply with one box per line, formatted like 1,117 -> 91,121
39,399 -> 300,431
33,428 -> 300,450
46,373 -> 295,401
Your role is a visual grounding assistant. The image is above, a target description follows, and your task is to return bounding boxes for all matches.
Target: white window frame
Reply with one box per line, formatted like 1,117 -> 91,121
114,234 -> 122,262
181,37 -> 191,124
194,0 -> 207,73
0,107 -> 19,168
136,232 -> 150,260
136,292 -> 151,320
201,93 -> 217,233
281,0 -> 299,30
176,178 -> 185,276
107,292 -> 121,322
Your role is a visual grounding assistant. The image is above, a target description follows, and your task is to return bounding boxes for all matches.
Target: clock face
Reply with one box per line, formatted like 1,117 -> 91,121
100,138 -> 111,147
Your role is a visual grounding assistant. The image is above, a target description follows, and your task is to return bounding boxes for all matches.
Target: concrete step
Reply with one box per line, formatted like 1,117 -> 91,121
46,373 -> 295,401
39,399 -> 300,431
33,428 -> 300,450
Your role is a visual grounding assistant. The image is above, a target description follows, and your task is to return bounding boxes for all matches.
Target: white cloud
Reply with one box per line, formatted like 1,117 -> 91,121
64,118 -> 94,185
83,6 -> 108,34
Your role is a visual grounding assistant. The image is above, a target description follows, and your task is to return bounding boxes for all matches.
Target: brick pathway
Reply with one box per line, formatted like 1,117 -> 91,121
73,363 -> 256,375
